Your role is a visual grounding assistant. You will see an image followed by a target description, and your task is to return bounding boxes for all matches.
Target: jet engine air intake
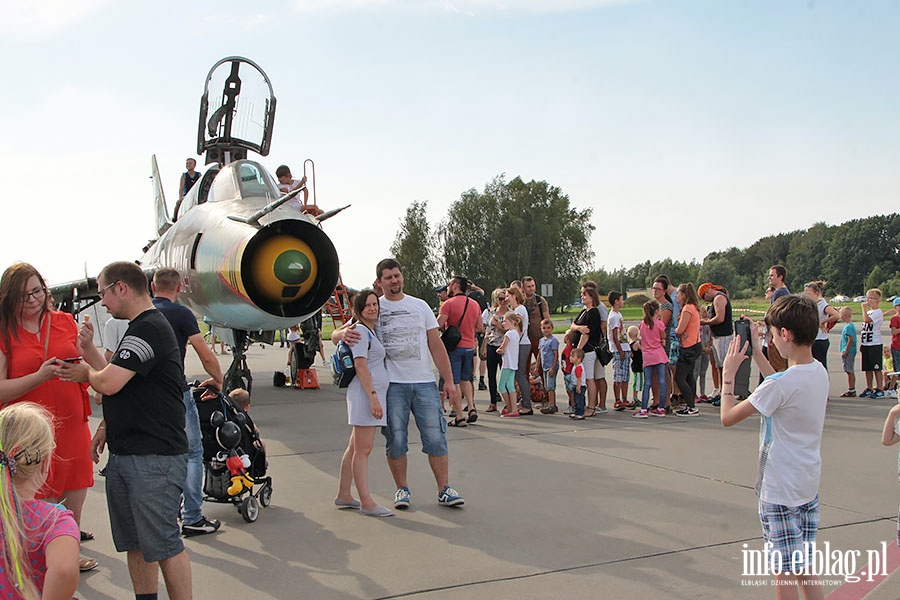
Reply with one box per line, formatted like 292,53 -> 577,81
241,219 -> 339,319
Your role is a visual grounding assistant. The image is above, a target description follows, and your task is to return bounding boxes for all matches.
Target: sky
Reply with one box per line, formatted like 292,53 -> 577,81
1,0 -> 898,292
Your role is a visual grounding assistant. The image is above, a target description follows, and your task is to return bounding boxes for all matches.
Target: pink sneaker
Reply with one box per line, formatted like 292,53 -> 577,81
632,409 -> 648,419
649,408 -> 666,417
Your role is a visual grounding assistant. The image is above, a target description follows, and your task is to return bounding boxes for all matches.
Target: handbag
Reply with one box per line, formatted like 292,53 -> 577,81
597,338 -> 614,366
441,297 -> 470,352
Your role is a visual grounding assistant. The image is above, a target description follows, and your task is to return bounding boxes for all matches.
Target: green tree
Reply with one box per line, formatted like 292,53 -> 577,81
441,175 -> 594,310
698,257 -> 737,293
785,222 -> 834,291
390,200 -> 440,307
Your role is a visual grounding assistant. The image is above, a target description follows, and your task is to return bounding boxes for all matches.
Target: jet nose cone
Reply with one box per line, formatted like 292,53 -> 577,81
274,250 -> 312,285
251,235 -> 319,303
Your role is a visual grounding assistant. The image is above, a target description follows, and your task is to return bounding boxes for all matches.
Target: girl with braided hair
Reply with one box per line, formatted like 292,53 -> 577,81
0,402 -> 79,599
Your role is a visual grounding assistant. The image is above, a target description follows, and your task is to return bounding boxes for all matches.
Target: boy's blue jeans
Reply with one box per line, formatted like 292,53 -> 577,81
573,386 -> 586,416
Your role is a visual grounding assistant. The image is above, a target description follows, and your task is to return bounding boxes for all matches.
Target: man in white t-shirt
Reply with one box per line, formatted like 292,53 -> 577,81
334,259 -> 465,510
720,295 -> 828,596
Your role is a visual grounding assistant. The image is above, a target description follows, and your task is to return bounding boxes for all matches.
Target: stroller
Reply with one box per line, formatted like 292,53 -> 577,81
194,385 -> 273,523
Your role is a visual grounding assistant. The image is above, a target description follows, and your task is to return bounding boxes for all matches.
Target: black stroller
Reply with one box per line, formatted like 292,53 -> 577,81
194,385 -> 273,523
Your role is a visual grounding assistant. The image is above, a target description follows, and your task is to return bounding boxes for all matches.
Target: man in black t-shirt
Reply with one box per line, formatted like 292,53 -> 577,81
56,261 -> 192,599
152,268 -> 223,537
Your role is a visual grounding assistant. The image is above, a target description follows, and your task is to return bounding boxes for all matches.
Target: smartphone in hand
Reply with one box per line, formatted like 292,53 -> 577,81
734,319 -> 752,357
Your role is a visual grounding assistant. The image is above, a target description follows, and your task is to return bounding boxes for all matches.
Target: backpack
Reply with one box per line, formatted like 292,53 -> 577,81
330,342 -> 356,388
273,370 -> 287,387
330,325 -> 373,388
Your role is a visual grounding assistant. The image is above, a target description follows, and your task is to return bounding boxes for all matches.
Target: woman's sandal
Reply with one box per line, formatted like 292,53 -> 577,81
79,557 -> 99,572
467,409 -> 478,423
80,530 -> 94,542
583,408 -> 597,417
448,417 -> 468,427
485,405 -> 498,412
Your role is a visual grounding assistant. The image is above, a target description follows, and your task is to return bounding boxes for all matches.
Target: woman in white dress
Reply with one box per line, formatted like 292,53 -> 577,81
334,290 -> 392,517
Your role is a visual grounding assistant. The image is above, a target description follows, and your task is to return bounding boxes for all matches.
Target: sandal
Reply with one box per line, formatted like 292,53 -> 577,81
80,530 -> 94,542
448,417 -> 468,427
583,408 -> 596,417
79,557 -> 99,572
467,409 -> 478,423
485,405 -> 498,412
517,408 -> 534,416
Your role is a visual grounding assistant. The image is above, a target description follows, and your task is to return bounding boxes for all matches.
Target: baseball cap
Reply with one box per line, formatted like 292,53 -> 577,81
893,297 -> 900,306
434,285 -> 448,294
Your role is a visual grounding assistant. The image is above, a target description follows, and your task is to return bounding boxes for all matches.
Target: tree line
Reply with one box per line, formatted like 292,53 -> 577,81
391,175 -> 899,308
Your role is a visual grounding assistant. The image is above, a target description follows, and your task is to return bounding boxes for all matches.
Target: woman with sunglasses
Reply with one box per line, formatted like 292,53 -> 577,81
0,263 -> 97,573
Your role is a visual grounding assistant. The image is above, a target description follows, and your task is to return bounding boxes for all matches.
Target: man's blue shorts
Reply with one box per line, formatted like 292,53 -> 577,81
448,347 -> 475,384
383,382 -> 449,458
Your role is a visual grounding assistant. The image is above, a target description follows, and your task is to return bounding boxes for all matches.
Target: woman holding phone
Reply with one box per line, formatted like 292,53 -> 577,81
0,263 -> 96,571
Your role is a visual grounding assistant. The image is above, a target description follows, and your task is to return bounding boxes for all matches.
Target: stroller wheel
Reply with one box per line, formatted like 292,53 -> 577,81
259,483 -> 273,507
240,496 -> 260,523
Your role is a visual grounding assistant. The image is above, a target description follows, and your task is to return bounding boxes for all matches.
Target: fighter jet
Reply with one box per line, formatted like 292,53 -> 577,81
51,57 -> 343,392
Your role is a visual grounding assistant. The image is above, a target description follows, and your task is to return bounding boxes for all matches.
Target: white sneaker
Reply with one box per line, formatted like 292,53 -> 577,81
887,389 -> 898,399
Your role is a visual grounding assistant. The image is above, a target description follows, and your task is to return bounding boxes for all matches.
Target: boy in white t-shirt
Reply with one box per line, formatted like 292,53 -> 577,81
860,288 -> 885,399
607,291 -> 631,410
720,294 -> 828,599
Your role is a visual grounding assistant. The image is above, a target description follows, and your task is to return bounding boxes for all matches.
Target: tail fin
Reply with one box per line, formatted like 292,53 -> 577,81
151,154 -> 172,237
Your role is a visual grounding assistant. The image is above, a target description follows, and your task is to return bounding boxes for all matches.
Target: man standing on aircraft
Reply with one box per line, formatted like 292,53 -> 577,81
56,261 -> 193,600
178,158 -> 200,203
151,268 -> 224,537
333,258 -> 465,510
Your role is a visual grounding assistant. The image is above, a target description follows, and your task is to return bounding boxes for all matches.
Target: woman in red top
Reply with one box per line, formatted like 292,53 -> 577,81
0,263 -> 95,572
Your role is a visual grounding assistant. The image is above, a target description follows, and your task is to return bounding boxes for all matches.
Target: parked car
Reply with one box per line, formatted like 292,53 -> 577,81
831,295 -> 849,303
853,295 -> 867,302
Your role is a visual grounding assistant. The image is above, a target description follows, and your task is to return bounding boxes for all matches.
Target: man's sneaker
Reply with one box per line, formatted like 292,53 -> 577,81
676,407 -> 700,417
710,396 -> 721,407
438,486 -> 465,507
393,487 -> 411,509
614,400 -> 626,411
888,389 -> 899,399
563,407 -> 575,415
597,408 -> 608,414
859,389 -> 873,398
649,408 -> 666,417
632,409 -> 648,419
840,390 -> 857,398
182,516 -> 221,537
873,390 -> 886,399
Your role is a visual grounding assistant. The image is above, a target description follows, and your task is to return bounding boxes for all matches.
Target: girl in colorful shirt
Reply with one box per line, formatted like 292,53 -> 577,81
0,402 -> 79,599
634,300 -> 668,419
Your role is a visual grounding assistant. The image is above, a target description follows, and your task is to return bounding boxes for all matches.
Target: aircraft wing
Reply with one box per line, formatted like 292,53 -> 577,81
48,276 -> 97,314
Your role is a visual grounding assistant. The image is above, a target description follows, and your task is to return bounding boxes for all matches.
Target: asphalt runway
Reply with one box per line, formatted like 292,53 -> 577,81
74,334 -> 900,599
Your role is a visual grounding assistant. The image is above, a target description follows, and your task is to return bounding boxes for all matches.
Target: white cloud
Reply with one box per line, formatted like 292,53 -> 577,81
0,0 -> 111,42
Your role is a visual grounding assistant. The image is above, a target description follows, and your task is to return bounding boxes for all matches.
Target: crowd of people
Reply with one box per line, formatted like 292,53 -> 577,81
0,252 -> 897,598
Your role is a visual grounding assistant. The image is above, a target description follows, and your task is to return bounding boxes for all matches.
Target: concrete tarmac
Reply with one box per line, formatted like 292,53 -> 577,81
74,336 -> 900,599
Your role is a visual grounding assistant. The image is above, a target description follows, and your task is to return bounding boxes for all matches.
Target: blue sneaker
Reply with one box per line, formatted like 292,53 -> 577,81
859,389 -> 873,398
873,390 -> 886,399
393,487 -> 410,509
437,486 -> 465,507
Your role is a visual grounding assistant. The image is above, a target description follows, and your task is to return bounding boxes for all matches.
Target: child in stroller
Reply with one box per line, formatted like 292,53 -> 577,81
195,384 -> 272,523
